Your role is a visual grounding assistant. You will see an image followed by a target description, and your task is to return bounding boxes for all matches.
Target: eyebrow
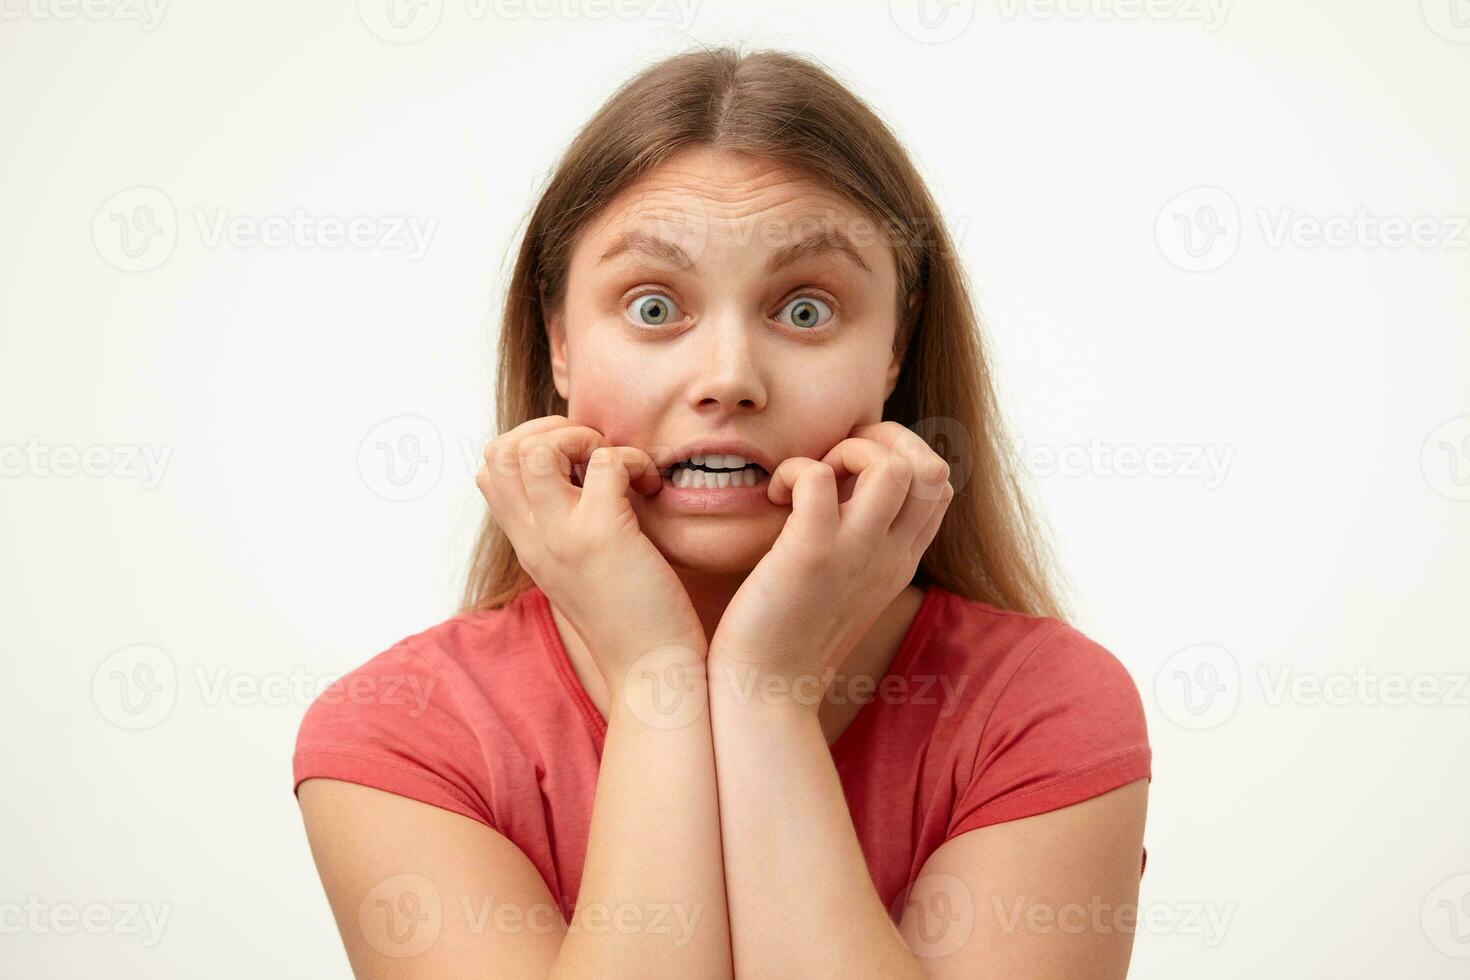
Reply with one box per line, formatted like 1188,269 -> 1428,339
597,227 -> 871,275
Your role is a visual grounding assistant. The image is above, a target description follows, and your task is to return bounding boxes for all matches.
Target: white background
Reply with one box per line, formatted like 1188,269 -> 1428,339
2,0 -> 1468,976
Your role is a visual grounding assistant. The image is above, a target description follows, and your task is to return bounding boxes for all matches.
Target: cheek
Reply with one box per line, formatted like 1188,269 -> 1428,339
781,364 -> 879,446
563,340 -> 670,441
777,360 -> 887,501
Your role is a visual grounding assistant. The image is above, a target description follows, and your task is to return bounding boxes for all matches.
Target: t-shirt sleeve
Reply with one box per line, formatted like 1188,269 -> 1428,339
946,622 -> 1152,845
292,639 -> 496,830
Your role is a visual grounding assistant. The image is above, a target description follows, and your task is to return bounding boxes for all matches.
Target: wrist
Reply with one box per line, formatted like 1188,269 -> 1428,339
605,642 -> 711,732
706,653 -> 834,718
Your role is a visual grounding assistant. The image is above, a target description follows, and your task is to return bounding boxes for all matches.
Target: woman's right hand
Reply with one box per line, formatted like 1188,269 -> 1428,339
475,416 -> 706,691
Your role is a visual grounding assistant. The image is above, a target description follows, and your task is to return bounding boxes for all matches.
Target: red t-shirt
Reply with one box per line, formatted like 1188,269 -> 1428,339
292,584 -> 1151,920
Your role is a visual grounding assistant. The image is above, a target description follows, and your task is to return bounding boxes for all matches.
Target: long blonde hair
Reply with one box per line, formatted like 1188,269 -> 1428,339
460,44 -> 1066,621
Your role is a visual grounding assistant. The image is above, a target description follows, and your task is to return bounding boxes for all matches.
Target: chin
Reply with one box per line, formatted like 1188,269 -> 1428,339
647,525 -> 774,578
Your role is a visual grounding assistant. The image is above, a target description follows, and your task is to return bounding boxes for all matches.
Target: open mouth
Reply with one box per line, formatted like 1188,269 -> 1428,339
663,455 -> 770,489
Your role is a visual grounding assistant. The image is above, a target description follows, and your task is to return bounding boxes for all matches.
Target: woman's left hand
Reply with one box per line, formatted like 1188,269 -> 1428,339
708,421 -> 955,706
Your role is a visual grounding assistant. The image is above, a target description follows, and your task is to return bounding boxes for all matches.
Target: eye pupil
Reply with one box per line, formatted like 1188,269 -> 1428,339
792,300 -> 817,327
639,297 -> 668,325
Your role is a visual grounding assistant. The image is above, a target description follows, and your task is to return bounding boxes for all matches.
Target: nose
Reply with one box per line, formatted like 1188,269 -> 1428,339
686,307 -> 768,414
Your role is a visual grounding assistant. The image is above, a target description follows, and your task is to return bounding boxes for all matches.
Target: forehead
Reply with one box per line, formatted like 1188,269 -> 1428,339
573,147 -> 895,275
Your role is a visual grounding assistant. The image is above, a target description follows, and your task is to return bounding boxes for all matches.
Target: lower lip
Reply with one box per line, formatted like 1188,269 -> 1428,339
653,468 -> 774,514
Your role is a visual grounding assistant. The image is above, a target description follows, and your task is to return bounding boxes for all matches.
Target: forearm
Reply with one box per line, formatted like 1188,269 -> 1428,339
706,657 -> 924,979
551,647 -> 732,979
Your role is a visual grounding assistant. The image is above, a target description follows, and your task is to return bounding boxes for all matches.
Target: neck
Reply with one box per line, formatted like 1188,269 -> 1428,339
665,563 -> 751,646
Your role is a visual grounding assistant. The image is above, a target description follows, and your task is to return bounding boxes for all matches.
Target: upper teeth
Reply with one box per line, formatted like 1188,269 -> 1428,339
679,454 -> 753,470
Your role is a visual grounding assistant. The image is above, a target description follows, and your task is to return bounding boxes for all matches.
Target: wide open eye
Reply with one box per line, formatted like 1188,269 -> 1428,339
625,293 -> 682,327
775,295 -> 834,330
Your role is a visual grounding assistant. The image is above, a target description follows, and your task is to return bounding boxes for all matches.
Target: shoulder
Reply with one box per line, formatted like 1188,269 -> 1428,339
924,588 -> 1145,725
923,590 -> 1151,837
292,591 -> 552,829
295,597 -> 532,738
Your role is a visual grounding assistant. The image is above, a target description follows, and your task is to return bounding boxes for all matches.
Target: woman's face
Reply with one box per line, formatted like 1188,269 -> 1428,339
549,146 -> 905,578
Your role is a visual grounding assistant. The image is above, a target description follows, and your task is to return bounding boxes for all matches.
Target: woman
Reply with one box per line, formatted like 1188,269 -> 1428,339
294,45 -> 1151,978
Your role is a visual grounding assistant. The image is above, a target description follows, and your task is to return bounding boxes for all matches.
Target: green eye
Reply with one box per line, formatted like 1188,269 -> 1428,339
626,293 -> 680,327
777,296 -> 833,330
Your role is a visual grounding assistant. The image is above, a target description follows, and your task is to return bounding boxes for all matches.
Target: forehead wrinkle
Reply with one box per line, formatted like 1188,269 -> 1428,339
585,154 -> 892,282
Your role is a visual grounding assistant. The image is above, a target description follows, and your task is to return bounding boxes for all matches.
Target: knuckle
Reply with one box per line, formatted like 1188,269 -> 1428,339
493,445 -> 520,475
518,438 -> 552,474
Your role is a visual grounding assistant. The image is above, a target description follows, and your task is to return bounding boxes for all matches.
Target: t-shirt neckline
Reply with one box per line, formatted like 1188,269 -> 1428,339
527,583 -> 944,760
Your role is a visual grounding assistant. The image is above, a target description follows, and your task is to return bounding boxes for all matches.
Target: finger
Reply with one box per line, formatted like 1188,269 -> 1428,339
842,421 -> 951,501
820,438 -> 912,538
519,425 -> 607,517
768,455 -> 820,507
776,459 -> 840,539
486,416 -> 574,470
908,481 -> 954,560
479,416 -> 577,524
894,476 -> 949,547
475,462 -> 511,520
580,445 -> 662,517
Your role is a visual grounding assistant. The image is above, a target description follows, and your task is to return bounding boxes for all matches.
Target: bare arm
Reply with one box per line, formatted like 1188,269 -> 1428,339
897,779 -> 1149,978
297,647 -> 731,979
706,663 -> 1149,978
706,670 -> 923,978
